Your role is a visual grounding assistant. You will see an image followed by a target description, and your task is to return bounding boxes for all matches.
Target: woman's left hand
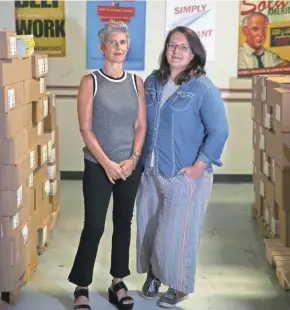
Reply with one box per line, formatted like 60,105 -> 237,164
119,159 -> 134,178
177,160 -> 207,180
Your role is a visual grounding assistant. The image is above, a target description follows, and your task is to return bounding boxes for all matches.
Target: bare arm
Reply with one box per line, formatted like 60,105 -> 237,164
132,75 -> 147,155
77,74 -> 109,166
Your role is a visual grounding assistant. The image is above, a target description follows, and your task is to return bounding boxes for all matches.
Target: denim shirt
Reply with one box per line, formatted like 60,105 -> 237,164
140,73 -> 229,178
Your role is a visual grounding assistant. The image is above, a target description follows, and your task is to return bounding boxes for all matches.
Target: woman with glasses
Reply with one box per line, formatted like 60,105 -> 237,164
68,21 -> 146,310
136,26 -> 228,308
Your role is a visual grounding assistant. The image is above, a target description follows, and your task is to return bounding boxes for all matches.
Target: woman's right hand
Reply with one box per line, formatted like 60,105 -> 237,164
102,160 -> 126,184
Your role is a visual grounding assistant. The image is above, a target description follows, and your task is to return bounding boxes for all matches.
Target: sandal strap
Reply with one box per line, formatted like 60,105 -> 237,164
74,288 -> 89,300
74,305 -> 91,310
119,296 -> 134,304
112,281 -> 128,293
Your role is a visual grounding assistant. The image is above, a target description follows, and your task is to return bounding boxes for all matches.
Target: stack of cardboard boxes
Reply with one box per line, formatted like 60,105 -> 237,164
0,31 -> 61,304
252,75 -> 290,246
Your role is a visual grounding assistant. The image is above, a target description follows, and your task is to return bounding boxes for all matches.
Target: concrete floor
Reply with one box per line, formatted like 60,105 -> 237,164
4,181 -> 290,310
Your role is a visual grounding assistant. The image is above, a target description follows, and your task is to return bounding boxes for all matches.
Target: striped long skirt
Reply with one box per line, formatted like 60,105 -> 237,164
136,170 -> 213,294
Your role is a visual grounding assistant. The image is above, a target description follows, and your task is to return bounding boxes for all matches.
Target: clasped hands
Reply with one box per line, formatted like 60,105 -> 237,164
103,158 -> 134,184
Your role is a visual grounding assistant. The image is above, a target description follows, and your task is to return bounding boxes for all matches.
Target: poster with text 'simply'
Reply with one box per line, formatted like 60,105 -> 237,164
15,0 -> 66,57
86,0 -> 146,71
165,0 -> 216,62
238,1 -> 290,77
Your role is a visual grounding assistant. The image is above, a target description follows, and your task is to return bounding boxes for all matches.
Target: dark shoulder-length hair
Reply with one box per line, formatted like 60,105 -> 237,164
153,26 -> 206,85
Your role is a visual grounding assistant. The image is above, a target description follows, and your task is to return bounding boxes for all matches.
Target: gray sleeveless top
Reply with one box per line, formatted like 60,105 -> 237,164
84,69 -> 139,163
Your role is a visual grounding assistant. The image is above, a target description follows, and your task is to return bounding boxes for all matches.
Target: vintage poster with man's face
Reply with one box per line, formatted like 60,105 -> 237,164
238,0 -> 290,77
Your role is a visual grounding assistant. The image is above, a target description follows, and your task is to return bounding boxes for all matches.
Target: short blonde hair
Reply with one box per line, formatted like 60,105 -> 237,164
98,21 -> 130,46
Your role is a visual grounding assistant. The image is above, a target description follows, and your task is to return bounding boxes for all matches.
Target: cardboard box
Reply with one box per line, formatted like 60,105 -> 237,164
0,128 -> 28,165
28,144 -> 39,173
263,103 -> 273,131
49,173 -> 60,213
28,120 -> 44,149
0,106 -> 25,139
270,88 -> 290,133
251,99 -> 263,126
0,58 -> 32,87
0,185 -> 28,217
0,154 -> 29,191
279,209 -> 290,247
34,164 -> 48,187
262,152 -> 274,181
0,82 -> 24,113
266,76 -> 290,104
0,31 -> 17,59
23,77 -> 46,104
47,92 -> 56,114
274,165 -> 290,210
31,54 -> 48,78
37,140 -> 48,167
32,96 -> 48,124
265,129 -> 290,170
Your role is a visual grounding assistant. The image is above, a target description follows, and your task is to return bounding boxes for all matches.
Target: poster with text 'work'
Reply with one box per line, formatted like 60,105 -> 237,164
165,1 -> 216,62
15,0 -> 66,57
86,1 -> 146,71
238,0 -> 290,77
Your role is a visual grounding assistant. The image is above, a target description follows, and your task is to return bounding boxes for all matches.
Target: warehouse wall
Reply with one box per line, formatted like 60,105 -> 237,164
2,1 -> 254,176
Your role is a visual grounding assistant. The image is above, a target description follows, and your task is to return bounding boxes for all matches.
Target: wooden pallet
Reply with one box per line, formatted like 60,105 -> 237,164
264,239 -> 290,290
252,207 -> 276,239
1,272 -> 26,305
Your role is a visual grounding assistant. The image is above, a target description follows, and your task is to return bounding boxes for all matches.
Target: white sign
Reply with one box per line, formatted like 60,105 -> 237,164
165,0 -> 216,62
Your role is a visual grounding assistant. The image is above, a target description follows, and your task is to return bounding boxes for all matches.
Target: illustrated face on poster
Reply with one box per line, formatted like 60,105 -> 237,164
237,0 -> 290,77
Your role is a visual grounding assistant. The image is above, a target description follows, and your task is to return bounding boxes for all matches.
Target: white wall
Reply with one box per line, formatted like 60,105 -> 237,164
44,1 -> 253,174
0,1 -> 15,31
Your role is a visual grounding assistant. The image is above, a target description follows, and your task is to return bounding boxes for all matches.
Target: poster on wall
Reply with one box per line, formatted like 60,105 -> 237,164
14,0 -> 66,57
238,0 -> 290,77
86,0 -> 146,70
165,1 -> 216,62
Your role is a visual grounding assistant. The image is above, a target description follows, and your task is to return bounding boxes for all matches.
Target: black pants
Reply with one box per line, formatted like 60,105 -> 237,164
68,159 -> 142,287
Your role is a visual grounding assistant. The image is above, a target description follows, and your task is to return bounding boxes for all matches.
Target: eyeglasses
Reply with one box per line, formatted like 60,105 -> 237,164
166,42 -> 191,53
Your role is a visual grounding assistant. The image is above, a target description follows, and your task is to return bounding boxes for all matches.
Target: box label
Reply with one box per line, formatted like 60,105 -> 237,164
28,172 -> 34,188
37,121 -> 43,136
43,99 -> 48,117
275,104 -> 281,122
30,149 -> 35,169
22,224 -> 29,244
38,58 -> 45,76
40,78 -> 45,93
44,57 -> 48,74
9,36 -> 17,56
13,213 -> 19,230
7,88 -> 16,109
17,185 -> 23,208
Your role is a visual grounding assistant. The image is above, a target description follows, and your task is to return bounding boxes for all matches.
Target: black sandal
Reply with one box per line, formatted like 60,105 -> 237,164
73,287 -> 91,310
108,281 -> 134,309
